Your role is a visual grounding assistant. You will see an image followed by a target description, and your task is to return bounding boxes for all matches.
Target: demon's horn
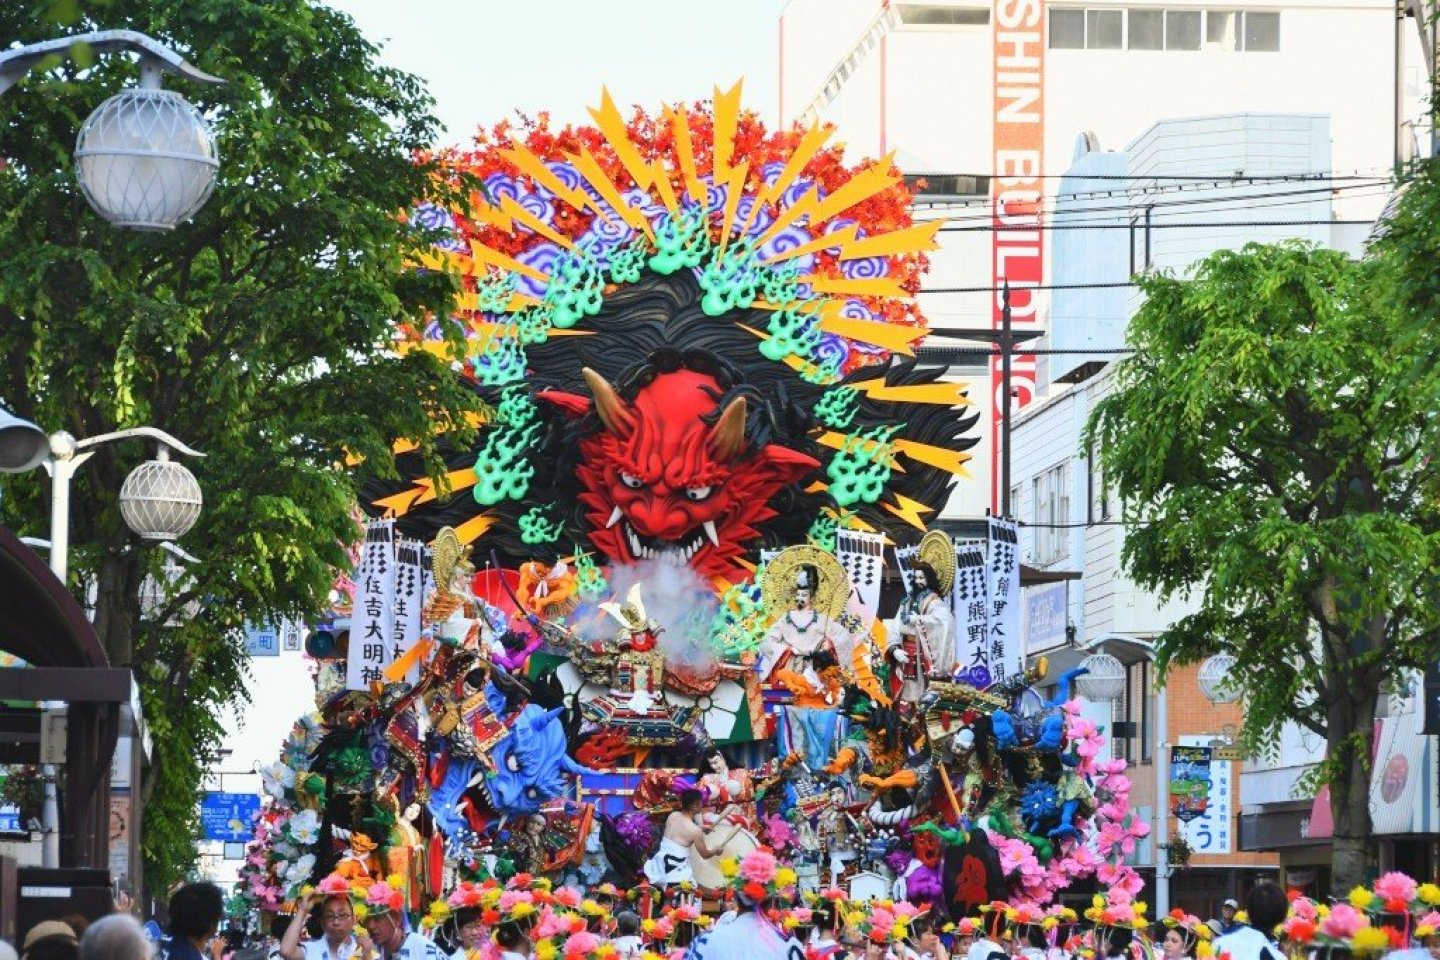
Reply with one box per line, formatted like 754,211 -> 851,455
708,396 -> 748,461
581,367 -> 635,435
530,705 -> 565,732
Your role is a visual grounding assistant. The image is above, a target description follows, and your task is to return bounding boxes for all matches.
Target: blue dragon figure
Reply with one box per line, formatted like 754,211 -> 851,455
991,666 -> 1087,752
428,682 -> 594,847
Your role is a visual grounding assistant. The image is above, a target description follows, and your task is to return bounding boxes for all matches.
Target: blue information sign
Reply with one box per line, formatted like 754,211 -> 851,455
245,623 -> 280,657
199,792 -> 260,842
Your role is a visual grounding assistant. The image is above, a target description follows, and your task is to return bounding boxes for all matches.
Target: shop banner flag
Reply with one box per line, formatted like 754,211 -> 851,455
394,539 -> 425,685
346,520 -> 396,691
1170,744 -> 1213,823
985,517 -> 1021,684
837,528 -> 885,615
953,540 -> 989,676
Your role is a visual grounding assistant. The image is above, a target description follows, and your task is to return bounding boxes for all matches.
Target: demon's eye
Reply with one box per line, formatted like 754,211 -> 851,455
506,755 -> 520,772
684,485 -> 713,502
525,787 -> 539,799
620,472 -> 644,490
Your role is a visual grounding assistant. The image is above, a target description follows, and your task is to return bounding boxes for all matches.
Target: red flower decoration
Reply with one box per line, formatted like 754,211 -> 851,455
742,882 -> 767,902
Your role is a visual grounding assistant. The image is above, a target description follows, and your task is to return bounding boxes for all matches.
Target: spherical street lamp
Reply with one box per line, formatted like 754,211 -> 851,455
118,446 -> 203,540
0,30 -> 225,231
74,86 -> 219,231
1198,653 -> 1241,704
1075,651 -> 1127,703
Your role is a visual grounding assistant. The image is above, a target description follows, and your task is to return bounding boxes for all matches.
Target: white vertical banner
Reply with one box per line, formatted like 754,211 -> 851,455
1178,734 -> 1234,854
952,540 -> 989,676
985,516 -> 1021,685
393,540 -> 425,685
346,520 -> 397,691
837,528 -> 886,615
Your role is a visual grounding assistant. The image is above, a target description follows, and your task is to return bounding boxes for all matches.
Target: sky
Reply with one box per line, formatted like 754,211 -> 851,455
327,0 -> 788,147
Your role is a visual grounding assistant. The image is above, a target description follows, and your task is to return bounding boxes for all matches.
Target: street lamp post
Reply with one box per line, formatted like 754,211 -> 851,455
1077,645 -> 1239,916
0,29 -> 224,231
0,410 -> 204,869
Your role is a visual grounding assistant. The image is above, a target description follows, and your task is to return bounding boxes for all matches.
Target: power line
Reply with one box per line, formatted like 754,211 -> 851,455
923,280 -> 1135,294
925,171 -> 1388,182
915,346 -> 1136,355
941,217 -> 1375,233
911,170 -> 1391,212
920,181 -> 1391,226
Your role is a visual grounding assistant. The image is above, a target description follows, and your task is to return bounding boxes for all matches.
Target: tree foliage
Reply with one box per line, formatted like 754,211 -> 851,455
1086,238 -> 1440,892
0,0 -> 477,891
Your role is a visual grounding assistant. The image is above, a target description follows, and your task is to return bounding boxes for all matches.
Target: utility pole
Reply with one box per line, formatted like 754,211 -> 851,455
1000,282 -> 1014,519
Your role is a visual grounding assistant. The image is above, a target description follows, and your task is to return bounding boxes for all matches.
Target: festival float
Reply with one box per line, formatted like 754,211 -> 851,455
235,82 -> 1148,924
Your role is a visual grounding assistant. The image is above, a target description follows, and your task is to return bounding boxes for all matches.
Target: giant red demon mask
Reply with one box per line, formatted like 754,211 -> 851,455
542,366 -> 818,578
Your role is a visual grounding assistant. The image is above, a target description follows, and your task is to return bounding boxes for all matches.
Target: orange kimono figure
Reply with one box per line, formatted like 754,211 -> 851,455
333,831 -> 381,882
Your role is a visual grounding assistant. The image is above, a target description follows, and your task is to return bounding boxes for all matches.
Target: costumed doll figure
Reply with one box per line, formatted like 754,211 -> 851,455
696,747 -> 756,828
760,547 -> 853,771
886,532 -> 957,705
579,584 -> 696,745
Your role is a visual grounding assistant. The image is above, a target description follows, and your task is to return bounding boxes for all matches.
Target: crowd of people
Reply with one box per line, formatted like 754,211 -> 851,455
182,861 -> 1440,960
13,860 -> 1440,960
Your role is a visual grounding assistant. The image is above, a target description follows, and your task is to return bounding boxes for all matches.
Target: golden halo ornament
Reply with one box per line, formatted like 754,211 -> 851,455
761,545 -> 849,621
916,529 -> 956,595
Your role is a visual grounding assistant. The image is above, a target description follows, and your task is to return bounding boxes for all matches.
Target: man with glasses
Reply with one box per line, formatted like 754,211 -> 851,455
279,892 -> 367,960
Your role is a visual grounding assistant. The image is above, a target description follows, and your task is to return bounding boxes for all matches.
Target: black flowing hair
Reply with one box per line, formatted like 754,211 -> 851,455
363,268 -> 978,566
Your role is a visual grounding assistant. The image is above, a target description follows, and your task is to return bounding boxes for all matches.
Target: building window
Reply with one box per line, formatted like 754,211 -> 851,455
1086,8 -> 1123,48
1033,461 -> 1070,564
1050,9 -> 1085,48
1244,11 -> 1280,50
903,173 -> 991,197
1205,10 -> 1238,49
1050,7 -> 1273,51
1165,10 -> 1202,48
1128,8 -> 1163,49
897,3 -> 990,25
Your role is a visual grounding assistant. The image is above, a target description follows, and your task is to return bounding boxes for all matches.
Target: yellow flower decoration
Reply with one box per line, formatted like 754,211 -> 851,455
1134,903 -> 1149,918
1422,884 -> 1440,907
386,873 -> 406,890
776,867 -> 798,888
642,920 -> 658,935
1195,925 -> 1213,940
1092,895 -> 1106,910
430,901 -> 452,919
846,911 -> 867,928
354,905 -> 369,921
1349,888 -> 1376,910
1042,918 -> 1059,931
420,917 -> 436,931
1197,943 -> 1215,959
719,858 -> 740,879
535,940 -> 558,960
512,902 -> 538,920
782,917 -> 800,930
1352,927 -> 1390,956
1418,925 -> 1436,939
1234,911 -> 1249,925
300,885 -> 316,898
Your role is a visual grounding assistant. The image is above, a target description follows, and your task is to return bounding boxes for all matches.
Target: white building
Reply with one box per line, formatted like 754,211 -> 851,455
780,0 -> 1429,517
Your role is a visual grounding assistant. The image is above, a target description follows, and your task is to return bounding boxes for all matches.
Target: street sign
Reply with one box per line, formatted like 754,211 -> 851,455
199,792 -> 260,842
245,623 -> 280,657
223,841 -> 246,860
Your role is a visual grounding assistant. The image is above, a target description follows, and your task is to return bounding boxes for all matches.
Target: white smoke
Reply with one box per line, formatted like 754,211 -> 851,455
576,559 -> 720,668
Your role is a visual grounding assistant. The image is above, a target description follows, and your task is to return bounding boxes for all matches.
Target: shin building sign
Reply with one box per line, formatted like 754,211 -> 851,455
992,0 -> 1045,509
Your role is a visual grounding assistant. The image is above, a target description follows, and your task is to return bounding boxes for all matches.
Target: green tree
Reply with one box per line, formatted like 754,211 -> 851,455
1087,240 -> 1440,894
0,0 -> 476,891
